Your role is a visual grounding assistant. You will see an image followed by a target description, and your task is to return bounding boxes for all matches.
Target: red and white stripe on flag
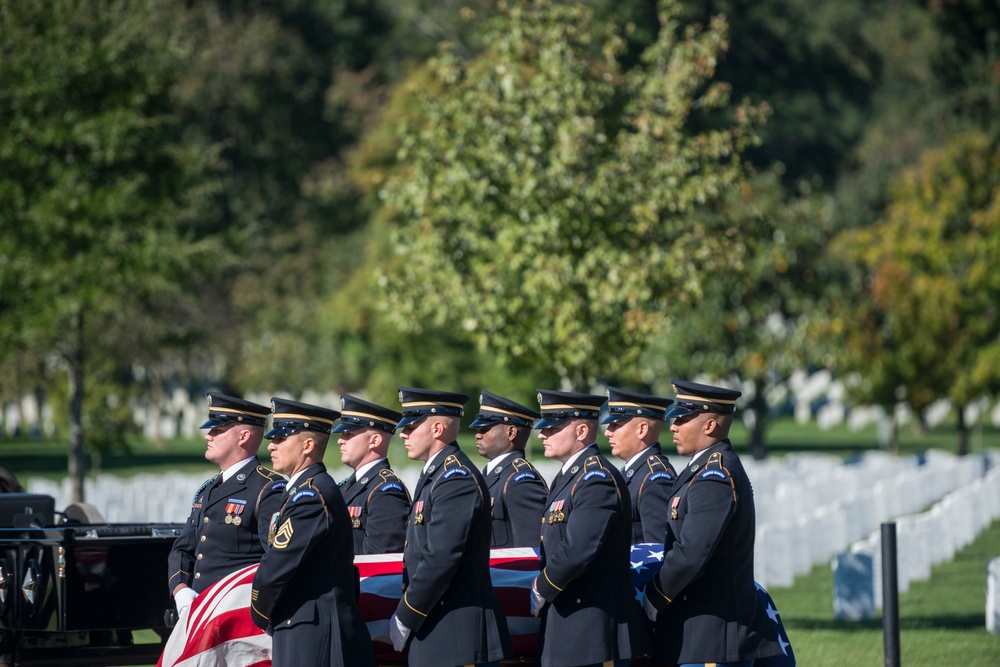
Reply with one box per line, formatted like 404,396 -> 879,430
157,548 -> 542,667
157,565 -> 271,667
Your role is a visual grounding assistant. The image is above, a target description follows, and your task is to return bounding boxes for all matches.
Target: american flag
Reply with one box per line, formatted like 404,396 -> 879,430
627,543 -> 795,666
159,545 -> 794,666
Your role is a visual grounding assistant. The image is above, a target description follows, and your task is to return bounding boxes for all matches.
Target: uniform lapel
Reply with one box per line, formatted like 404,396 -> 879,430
341,476 -> 364,504
287,462 -> 326,496
206,458 -> 256,509
413,443 -> 458,499
677,441 -> 729,486
547,444 -> 597,501
484,451 -> 517,493
343,460 -> 388,504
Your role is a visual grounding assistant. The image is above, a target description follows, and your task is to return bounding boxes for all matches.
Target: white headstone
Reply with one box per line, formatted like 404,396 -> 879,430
988,557 -> 1000,634
833,551 -> 875,620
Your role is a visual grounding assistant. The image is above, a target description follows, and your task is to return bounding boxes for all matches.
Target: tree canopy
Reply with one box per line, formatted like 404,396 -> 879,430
0,0 -> 225,497
832,132 -> 1000,453
2,0 -> 1000,466
375,0 -> 767,387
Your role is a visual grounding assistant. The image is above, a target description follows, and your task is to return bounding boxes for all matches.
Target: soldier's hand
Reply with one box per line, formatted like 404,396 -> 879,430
389,614 -> 410,652
642,592 -> 658,622
174,587 -> 198,614
530,580 -> 545,617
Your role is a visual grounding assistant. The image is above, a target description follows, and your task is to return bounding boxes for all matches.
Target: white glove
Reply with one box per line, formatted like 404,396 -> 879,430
389,614 -> 410,652
174,586 -> 198,614
530,581 -> 545,617
642,592 -> 658,623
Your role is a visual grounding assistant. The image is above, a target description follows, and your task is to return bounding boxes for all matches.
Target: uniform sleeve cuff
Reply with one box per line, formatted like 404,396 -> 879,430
535,568 -> 563,602
395,592 -> 428,632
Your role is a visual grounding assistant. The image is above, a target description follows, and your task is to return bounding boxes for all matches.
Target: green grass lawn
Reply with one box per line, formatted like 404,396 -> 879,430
772,516 -> 1000,666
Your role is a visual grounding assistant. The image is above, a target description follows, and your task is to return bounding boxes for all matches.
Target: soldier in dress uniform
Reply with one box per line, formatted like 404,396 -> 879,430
602,386 -> 677,544
333,395 -> 410,554
167,392 -> 286,615
530,390 -> 650,667
471,390 -> 548,548
643,380 -> 783,667
388,387 -> 511,667
250,397 -> 375,667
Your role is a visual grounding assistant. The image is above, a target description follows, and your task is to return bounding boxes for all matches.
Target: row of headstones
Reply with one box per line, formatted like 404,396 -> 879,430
751,449 -> 998,589
28,451 -> 848,526
8,371 -> 1000,440
833,464 -> 1000,620
28,450 -> 997,596
27,449 -> 991,533
27,465 -> 364,524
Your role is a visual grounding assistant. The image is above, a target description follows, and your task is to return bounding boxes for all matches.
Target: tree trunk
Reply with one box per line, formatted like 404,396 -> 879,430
877,406 -> 899,454
748,377 -> 768,461
151,363 -> 166,450
67,311 -> 87,503
956,404 -> 969,456
33,384 -> 47,438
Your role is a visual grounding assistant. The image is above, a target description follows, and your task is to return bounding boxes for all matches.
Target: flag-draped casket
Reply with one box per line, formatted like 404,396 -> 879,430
158,545 -> 795,667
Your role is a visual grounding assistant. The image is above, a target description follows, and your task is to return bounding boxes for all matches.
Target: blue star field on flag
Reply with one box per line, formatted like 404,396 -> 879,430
629,543 -> 796,666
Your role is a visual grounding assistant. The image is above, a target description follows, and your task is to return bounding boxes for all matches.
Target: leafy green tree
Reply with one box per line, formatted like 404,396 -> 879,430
374,0 -> 766,388
0,0 -> 223,500
149,0 -> 397,394
832,133 -> 1000,455
639,169 -> 837,458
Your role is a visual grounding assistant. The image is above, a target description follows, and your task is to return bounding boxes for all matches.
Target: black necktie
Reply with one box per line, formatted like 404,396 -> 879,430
205,474 -> 223,501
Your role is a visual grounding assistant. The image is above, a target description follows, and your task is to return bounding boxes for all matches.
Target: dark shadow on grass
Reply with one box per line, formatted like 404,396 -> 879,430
785,614 -> 985,631
6,451 -> 209,476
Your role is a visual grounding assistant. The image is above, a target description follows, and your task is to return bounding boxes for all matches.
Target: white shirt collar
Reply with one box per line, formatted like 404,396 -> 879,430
354,458 -> 386,481
623,445 -> 656,471
221,456 -> 256,482
560,444 -> 595,474
422,448 -> 448,474
288,468 -> 308,488
689,448 -> 710,467
487,451 -> 518,472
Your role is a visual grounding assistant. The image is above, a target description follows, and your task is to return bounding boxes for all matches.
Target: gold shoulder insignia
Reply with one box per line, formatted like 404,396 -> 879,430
256,465 -> 281,480
647,455 -> 667,472
511,458 -> 535,472
707,452 -> 724,469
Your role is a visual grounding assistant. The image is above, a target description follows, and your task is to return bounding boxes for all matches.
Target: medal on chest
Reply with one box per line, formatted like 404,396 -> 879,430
225,498 -> 247,526
414,500 -> 424,524
547,499 -> 566,525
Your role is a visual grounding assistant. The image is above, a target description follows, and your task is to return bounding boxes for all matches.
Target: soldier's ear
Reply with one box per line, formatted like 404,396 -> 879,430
369,432 -> 382,451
